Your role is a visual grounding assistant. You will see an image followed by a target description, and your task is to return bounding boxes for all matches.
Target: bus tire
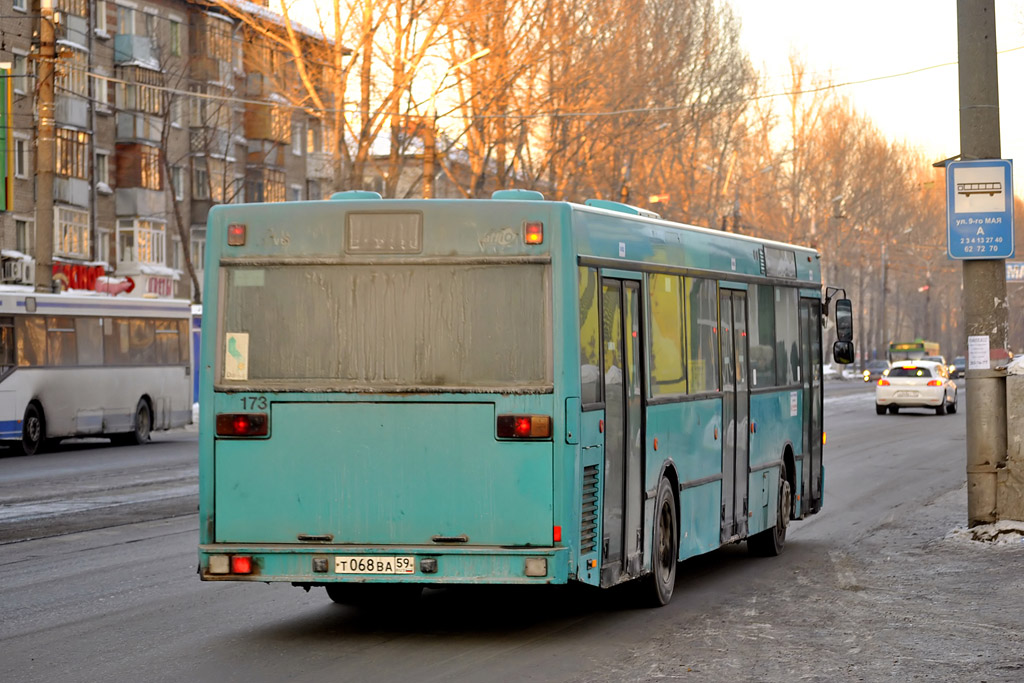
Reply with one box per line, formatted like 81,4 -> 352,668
20,403 -> 47,456
114,399 -> 152,446
641,476 -> 678,607
748,463 -> 791,557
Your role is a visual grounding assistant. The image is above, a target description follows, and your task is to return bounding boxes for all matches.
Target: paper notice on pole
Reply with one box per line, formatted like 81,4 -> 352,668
968,335 -> 990,370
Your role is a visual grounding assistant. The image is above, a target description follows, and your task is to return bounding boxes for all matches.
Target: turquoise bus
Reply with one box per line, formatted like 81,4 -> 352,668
197,190 -> 852,606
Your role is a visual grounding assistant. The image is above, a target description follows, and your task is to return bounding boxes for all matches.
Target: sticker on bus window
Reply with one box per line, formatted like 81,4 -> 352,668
225,332 -> 249,380
790,391 -> 798,417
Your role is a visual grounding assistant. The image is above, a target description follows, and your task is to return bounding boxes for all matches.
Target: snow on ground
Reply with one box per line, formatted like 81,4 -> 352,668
947,520 -> 1024,546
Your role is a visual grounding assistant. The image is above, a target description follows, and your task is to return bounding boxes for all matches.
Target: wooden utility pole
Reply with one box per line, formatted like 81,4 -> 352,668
958,0 -> 1010,525
35,0 -> 56,292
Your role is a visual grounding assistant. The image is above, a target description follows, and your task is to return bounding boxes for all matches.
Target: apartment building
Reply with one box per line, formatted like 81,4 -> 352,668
0,0 -> 338,301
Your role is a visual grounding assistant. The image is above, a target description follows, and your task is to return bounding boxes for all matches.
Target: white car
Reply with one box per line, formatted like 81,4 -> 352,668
874,360 -> 958,415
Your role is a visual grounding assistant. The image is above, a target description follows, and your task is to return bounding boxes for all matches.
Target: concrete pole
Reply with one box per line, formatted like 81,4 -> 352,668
957,0 -> 1010,525
35,1 -> 56,292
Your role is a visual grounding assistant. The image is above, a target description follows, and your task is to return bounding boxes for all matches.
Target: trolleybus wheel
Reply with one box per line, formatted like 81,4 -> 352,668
114,399 -> 152,446
325,583 -> 423,607
748,463 -> 791,557
641,476 -> 678,606
21,403 -> 47,457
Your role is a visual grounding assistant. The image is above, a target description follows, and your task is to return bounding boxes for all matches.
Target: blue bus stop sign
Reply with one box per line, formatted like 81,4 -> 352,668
946,159 -> 1014,259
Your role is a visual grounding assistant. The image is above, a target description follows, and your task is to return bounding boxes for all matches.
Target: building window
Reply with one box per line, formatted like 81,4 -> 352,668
94,73 -> 110,108
140,147 -> 162,190
14,138 -> 29,178
117,5 -> 136,34
289,184 -> 302,202
117,66 -> 162,114
55,206 -> 91,259
60,0 -> 88,17
191,232 -> 206,271
117,218 -> 166,265
144,12 -> 158,39
204,18 -> 232,62
193,167 -> 210,200
56,128 -> 90,179
13,54 -> 29,93
171,165 -> 185,201
15,220 -> 33,253
307,120 -> 323,154
13,0 -> 27,11
95,1 -> 108,33
97,227 -> 113,264
306,179 -> 321,201
95,151 -> 110,186
292,123 -> 303,156
170,20 -> 181,56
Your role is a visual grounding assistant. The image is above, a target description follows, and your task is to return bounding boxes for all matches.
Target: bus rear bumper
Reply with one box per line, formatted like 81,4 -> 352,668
198,544 -> 571,585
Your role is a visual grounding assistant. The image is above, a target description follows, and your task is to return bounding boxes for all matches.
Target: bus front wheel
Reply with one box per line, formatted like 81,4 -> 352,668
748,463 -> 791,557
20,403 -> 47,456
641,476 -> 678,607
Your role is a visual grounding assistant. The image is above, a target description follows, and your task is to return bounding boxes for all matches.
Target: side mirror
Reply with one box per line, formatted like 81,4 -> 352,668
835,298 -> 853,342
833,340 -> 855,365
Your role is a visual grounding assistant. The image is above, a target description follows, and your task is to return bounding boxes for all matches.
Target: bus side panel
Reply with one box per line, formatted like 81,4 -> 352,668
748,389 -> 803,535
645,398 -> 723,560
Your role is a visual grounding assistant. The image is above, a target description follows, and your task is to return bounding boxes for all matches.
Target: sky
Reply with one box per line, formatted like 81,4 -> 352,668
729,0 -> 1024,183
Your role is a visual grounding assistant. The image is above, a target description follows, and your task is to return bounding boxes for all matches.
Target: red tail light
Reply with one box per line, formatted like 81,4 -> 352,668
216,413 -> 268,436
877,379 -> 890,386
927,379 -> 943,386
496,414 -> 552,439
227,223 -> 247,246
231,555 -> 253,574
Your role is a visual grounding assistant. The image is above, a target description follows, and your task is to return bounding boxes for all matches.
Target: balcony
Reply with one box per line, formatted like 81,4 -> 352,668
114,34 -> 156,66
54,177 -> 90,207
115,187 -> 164,217
55,95 -> 89,128
116,112 -> 163,144
189,127 -> 231,155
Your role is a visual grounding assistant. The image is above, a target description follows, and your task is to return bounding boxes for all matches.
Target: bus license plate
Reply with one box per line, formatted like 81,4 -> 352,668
335,556 -> 416,574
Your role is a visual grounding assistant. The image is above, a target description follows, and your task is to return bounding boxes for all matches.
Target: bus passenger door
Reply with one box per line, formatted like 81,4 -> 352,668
799,299 -> 823,514
719,289 -> 749,542
600,278 -> 644,585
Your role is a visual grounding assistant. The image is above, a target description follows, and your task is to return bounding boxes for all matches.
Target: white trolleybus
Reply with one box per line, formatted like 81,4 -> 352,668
0,288 -> 193,455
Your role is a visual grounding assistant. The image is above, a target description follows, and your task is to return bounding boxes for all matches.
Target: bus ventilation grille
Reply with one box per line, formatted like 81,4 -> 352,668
580,465 -> 599,554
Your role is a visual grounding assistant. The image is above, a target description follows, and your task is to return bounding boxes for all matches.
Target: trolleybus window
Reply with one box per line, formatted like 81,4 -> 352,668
578,266 -> 602,404
685,277 -> 719,393
649,273 -> 686,396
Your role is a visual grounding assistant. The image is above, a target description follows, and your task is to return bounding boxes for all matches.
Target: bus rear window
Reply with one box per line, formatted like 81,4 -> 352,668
221,263 -> 552,389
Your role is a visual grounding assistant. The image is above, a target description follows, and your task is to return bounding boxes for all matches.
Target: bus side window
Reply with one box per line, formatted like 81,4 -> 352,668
104,318 -> 131,365
47,316 -> 78,367
130,319 -> 157,365
155,319 -> 180,364
0,317 -> 14,371
75,317 -> 104,366
685,277 -> 719,393
649,274 -> 686,396
16,315 -> 47,366
747,284 -> 776,388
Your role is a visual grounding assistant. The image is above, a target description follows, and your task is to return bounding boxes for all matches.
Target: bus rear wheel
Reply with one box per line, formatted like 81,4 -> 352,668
20,403 -> 47,456
641,476 -> 678,607
113,399 -> 152,446
748,464 -> 791,557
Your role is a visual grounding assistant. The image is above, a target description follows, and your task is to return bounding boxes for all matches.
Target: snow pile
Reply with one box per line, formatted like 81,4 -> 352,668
947,520 -> 1024,545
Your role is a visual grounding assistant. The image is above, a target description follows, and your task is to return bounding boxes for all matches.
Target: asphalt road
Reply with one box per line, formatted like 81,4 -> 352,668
5,379 -> 1019,683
